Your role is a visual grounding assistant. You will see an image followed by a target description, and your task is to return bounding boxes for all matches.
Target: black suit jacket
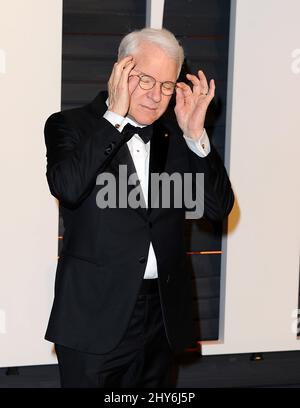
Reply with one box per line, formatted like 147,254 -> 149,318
44,91 -> 234,355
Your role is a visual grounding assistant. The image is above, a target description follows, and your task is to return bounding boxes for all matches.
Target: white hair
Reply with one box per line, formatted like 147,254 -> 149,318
118,28 -> 184,77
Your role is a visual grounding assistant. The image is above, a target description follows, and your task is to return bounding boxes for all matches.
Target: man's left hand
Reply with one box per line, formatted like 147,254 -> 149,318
174,70 -> 215,139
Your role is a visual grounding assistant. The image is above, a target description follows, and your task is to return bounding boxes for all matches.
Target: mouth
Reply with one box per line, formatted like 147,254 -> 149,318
140,104 -> 157,111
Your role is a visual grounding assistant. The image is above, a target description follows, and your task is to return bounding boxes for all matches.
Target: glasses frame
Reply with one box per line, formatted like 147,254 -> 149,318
130,71 -> 177,96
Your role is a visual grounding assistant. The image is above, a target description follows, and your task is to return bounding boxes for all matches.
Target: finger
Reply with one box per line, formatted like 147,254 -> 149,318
116,55 -> 134,66
121,59 -> 135,74
176,81 -> 193,97
176,82 -> 194,110
196,79 -> 215,108
115,56 -> 134,75
186,73 -> 201,96
119,61 -> 135,87
175,86 -> 185,111
113,56 -> 134,84
198,70 -> 209,95
108,62 -> 118,84
108,60 -> 125,92
207,78 -> 215,100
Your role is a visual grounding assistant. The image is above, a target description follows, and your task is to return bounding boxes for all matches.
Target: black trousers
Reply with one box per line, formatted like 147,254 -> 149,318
55,278 -> 175,388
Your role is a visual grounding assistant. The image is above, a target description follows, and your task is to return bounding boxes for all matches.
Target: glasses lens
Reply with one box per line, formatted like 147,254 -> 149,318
162,81 -> 176,95
139,75 -> 155,90
138,75 -> 176,95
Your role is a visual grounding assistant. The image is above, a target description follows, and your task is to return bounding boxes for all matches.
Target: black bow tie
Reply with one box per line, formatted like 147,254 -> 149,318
122,123 -> 153,144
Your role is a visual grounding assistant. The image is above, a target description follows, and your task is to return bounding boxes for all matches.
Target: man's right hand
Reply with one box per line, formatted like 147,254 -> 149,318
107,56 -> 138,117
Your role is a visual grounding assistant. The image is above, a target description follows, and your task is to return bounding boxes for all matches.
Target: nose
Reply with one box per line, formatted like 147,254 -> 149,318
147,81 -> 162,103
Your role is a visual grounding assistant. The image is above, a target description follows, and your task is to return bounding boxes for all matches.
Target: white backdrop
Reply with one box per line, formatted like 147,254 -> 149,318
0,0 -> 62,367
202,0 -> 300,355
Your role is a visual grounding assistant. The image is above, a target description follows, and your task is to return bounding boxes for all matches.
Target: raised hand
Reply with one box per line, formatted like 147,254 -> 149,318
107,56 -> 139,117
174,70 -> 215,139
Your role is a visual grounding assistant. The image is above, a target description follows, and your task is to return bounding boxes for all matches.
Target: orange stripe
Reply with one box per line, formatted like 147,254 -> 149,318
186,251 -> 222,255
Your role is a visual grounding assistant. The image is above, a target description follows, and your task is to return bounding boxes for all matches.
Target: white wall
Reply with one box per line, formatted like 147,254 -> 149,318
202,0 -> 300,355
146,0 -> 165,28
0,0 -> 62,367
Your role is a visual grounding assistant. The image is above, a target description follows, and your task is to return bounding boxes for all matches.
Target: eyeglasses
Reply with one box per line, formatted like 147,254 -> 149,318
130,72 -> 176,96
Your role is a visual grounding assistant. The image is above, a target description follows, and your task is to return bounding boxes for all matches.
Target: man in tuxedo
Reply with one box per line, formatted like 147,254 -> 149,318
44,27 -> 234,387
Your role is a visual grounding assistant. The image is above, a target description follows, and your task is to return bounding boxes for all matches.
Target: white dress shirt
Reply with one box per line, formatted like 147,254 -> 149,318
103,109 -> 211,279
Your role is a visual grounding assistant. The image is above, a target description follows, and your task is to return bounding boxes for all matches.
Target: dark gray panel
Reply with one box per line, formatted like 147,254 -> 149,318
62,82 -> 104,105
63,35 -> 121,59
189,253 -> 221,279
62,58 -> 114,82
186,59 -> 229,81
164,0 -> 230,16
163,0 -> 230,341
193,298 -> 220,320
164,20 -> 229,37
164,0 -> 230,37
64,0 -> 145,14
192,276 -> 221,299
180,37 -> 229,59
194,318 -> 219,340
63,13 -> 145,34
207,126 -> 228,150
